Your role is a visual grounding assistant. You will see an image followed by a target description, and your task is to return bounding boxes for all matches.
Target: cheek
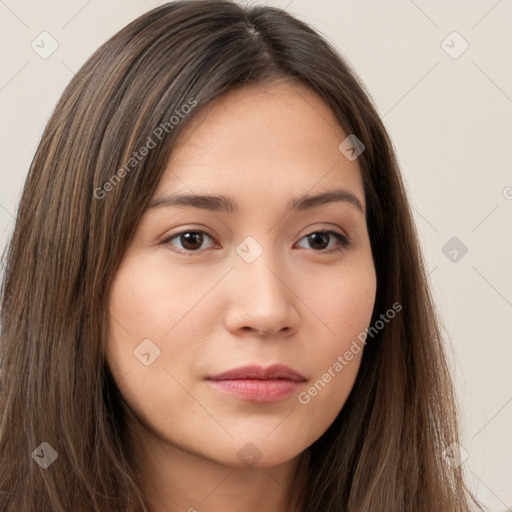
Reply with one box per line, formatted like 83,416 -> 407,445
332,277 -> 376,339
108,256 -> 197,335
107,253 -> 222,356
105,253 -> 226,406
105,256 -> 208,436
294,256 -> 376,421
304,251 -> 377,344
106,255 -> 183,385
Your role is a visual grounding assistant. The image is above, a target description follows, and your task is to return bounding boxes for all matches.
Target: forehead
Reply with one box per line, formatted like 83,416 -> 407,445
157,79 -> 364,204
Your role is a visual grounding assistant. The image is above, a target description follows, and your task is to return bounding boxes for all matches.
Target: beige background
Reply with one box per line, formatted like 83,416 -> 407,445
0,0 -> 511,509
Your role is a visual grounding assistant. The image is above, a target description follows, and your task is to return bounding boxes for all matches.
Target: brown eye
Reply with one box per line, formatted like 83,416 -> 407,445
180,232 -> 204,250
161,230 -> 216,254
296,231 -> 349,252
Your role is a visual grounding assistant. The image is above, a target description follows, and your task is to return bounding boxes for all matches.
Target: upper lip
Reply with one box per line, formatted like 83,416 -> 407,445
207,364 -> 306,382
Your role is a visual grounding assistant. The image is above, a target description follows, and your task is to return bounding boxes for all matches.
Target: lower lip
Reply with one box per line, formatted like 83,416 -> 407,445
206,379 -> 303,402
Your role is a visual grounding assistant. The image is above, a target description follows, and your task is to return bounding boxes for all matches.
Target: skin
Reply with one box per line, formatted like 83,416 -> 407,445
107,78 -> 377,512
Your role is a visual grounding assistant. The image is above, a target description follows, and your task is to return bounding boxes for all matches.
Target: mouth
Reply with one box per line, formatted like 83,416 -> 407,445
205,364 -> 306,403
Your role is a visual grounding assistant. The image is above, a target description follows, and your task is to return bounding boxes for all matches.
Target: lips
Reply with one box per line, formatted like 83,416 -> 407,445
206,364 -> 306,403
206,364 -> 306,382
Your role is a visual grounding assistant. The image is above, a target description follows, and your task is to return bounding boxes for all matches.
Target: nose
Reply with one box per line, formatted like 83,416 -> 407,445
223,249 -> 300,339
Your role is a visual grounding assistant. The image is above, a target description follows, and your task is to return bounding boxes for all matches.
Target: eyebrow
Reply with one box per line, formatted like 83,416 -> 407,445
148,188 -> 365,214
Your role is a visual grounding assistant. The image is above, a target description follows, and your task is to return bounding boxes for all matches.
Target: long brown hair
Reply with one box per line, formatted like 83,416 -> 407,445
0,1 -> 483,510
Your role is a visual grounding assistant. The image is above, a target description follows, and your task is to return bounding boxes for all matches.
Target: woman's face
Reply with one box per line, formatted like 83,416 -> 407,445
107,79 -> 376,469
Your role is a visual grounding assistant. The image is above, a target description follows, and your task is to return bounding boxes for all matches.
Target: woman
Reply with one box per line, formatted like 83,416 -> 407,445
0,1 -> 483,510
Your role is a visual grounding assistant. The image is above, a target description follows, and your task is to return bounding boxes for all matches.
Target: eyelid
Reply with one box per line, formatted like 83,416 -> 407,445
297,223 -> 348,241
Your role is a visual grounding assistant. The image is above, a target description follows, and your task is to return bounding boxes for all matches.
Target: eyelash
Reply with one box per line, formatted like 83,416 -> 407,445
159,229 -> 350,256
